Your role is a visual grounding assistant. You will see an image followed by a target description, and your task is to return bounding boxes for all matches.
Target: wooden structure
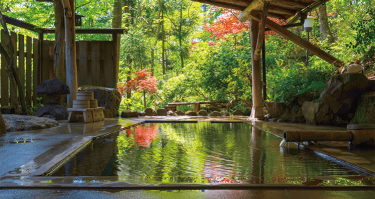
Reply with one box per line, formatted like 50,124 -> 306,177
0,30 -> 40,107
67,91 -> 104,123
167,100 -> 229,112
0,14 -> 125,108
191,0 -> 343,119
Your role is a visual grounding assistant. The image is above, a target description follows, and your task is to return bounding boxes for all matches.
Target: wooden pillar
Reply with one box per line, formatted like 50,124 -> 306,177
262,39 -> 266,101
250,19 -> 263,119
38,33 -> 43,86
112,33 -> 119,89
193,103 -> 200,113
63,0 -> 77,107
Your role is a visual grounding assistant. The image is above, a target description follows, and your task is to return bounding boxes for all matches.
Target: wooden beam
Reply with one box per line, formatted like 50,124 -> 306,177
268,5 -> 296,16
191,0 -> 245,11
3,15 -> 43,33
250,11 -> 343,67
254,2 -> 269,61
271,0 -> 309,9
42,28 -> 127,34
238,0 -> 264,22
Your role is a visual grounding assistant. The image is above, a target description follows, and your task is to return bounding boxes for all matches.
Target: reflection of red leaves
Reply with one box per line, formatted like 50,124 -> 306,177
129,124 -> 159,147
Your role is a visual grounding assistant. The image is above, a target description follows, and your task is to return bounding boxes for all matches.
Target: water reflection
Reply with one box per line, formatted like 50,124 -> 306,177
54,122 -> 363,185
115,123 -> 360,184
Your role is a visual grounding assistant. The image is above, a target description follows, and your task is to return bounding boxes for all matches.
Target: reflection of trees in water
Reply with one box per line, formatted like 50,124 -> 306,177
116,123 -> 255,183
116,122 -> 360,184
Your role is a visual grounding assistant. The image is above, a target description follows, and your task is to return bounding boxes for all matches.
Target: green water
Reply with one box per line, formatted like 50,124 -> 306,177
53,122 -> 367,185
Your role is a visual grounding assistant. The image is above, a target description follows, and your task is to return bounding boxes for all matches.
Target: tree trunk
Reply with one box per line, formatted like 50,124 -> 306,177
179,6 -> 184,71
54,0 -> 66,83
162,9 -> 165,75
319,4 -> 334,43
143,90 -> 146,110
112,0 -> 122,89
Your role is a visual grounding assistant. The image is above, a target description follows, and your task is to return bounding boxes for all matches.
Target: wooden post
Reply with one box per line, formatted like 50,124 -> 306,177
194,103 -> 200,113
112,33 -> 119,88
38,33 -> 43,86
62,0 -> 77,107
254,2 -> 269,61
250,19 -> 263,119
262,39 -> 266,101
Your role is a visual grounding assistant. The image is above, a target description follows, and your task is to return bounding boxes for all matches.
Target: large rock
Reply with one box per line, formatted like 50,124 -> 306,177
320,74 -> 374,115
0,112 -> 6,135
264,101 -> 287,118
3,115 -> 58,132
79,85 -> 121,118
121,110 -> 139,118
145,107 -> 155,116
302,101 -> 349,126
157,108 -> 167,116
35,104 -> 68,120
350,92 -> 375,124
186,111 -> 197,116
36,78 -> 70,95
198,110 -> 208,116
209,111 -> 221,116
233,110 -> 243,116
176,110 -> 185,116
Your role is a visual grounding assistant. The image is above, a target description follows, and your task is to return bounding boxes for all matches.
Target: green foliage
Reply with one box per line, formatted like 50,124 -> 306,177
267,62 -> 333,102
28,97 -> 44,114
349,8 -> 375,60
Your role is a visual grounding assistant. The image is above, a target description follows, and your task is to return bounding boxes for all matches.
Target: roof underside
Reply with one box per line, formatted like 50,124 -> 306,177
192,0 -> 326,20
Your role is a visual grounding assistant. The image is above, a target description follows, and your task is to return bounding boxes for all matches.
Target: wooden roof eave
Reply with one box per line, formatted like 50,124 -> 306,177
42,28 -> 127,34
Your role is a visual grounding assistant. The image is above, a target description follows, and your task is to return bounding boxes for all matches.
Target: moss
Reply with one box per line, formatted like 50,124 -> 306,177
350,92 -> 375,124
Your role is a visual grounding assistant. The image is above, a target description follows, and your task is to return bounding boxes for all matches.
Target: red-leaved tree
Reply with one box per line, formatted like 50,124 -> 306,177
117,69 -> 158,109
204,7 -> 286,39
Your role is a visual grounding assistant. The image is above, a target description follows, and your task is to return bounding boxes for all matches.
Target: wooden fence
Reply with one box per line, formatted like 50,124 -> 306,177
0,30 -> 40,107
42,41 -> 117,88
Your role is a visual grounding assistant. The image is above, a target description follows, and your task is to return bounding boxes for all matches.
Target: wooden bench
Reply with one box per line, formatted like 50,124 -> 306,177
67,107 -> 105,123
166,101 -> 229,112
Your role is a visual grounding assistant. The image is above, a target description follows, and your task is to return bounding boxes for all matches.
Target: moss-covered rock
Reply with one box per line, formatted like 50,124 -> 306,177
350,92 -> 375,124
3,115 -> 58,132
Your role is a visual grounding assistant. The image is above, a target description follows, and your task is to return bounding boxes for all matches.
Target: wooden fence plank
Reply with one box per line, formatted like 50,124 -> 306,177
19,34 -> 25,97
33,38 -> 39,106
10,32 -> 17,106
26,36 -> 32,107
1,30 -> 9,106
78,41 -> 88,87
91,41 -> 100,86
102,41 -> 113,88
42,41 -> 51,83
